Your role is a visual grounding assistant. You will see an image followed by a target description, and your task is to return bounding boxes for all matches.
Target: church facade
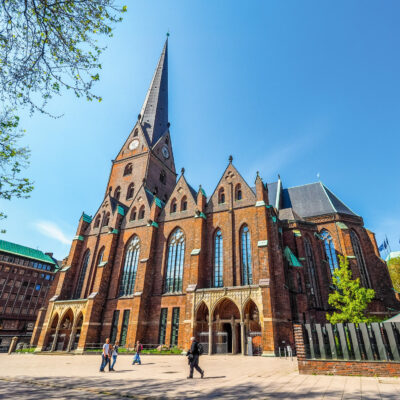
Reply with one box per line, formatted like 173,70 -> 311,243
33,40 -> 398,355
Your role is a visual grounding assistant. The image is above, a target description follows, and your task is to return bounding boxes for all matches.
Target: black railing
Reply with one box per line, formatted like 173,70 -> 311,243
303,322 -> 400,362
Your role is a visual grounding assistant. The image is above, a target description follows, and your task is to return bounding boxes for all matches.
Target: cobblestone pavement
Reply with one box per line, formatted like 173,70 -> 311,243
1,354 -> 399,399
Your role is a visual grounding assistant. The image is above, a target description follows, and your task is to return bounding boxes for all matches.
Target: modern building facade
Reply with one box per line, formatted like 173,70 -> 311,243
0,240 -> 58,350
33,39 -> 399,355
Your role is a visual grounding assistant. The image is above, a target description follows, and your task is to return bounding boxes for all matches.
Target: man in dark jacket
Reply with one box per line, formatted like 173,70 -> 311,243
187,336 -> 204,379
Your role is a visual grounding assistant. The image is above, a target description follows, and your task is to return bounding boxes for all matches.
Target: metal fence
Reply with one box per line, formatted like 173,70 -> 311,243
303,322 -> 400,362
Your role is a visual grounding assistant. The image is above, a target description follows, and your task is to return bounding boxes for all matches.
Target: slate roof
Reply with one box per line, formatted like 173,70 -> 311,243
139,39 -> 169,146
0,239 -> 56,265
281,182 -> 358,218
278,208 -> 304,221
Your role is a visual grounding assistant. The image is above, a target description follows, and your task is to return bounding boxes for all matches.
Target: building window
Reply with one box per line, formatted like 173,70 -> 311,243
304,238 -> 321,307
350,230 -> 371,288
133,128 -> 138,137
181,196 -> 187,211
94,215 -> 101,228
119,236 -> 140,296
214,230 -> 223,287
170,199 -> 177,214
119,310 -> 130,346
160,170 -> 167,185
114,186 -> 121,201
103,212 -> 110,227
110,310 -> 120,344
164,228 -> 185,293
170,307 -> 180,347
74,250 -> 90,299
235,184 -> 242,201
35,284 -> 41,291
130,207 -> 137,221
297,272 -> 303,293
124,163 -> 133,176
126,183 -> 135,200
321,230 -> 339,276
138,206 -> 145,220
158,308 -> 168,345
218,188 -> 225,204
241,225 -> 252,285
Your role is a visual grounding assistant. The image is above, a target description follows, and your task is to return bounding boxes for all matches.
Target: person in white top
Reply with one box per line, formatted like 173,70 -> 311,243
99,338 -> 111,372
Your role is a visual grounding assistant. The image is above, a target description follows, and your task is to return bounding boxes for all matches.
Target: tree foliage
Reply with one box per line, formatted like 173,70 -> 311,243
0,0 -> 126,227
1,0 -> 127,113
0,110 -> 34,230
326,256 -> 376,324
387,256 -> 400,293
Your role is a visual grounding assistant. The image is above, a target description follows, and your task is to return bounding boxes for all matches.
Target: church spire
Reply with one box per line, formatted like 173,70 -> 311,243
139,38 -> 168,146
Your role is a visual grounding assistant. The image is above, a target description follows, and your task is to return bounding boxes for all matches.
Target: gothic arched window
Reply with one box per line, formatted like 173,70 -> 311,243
103,212 -> 110,227
218,188 -> 225,204
170,199 -> 177,214
164,228 -> 185,293
126,183 -> 135,200
94,215 -> 101,228
138,206 -> 145,220
119,236 -> 140,296
304,237 -> 321,307
74,250 -> 90,299
97,247 -> 105,266
181,196 -> 187,211
114,186 -> 121,201
124,163 -> 133,176
235,184 -> 242,201
321,230 -> 339,276
297,272 -> 303,293
350,230 -> 371,288
160,170 -> 166,185
241,225 -> 252,285
214,230 -> 223,287
130,207 -> 137,221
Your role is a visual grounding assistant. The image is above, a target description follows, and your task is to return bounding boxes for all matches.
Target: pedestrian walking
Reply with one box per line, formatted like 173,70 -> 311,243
99,338 -> 112,372
132,340 -> 143,365
187,336 -> 204,379
110,341 -> 119,371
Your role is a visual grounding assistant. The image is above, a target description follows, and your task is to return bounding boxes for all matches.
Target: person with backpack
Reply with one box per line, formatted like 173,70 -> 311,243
187,336 -> 204,379
132,340 -> 143,365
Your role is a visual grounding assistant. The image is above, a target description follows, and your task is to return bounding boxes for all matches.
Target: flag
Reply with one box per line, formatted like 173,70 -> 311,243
379,243 -> 385,252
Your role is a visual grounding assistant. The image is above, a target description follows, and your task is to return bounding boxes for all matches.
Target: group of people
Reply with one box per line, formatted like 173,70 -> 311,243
99,336 -> 205,379
99,338 -> 143,372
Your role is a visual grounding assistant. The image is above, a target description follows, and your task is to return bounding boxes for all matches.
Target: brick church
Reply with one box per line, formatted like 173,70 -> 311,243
33,39 -> 398,355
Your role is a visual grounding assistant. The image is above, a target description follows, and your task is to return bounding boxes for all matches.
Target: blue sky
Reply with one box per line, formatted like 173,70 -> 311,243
3,1 -> 400,259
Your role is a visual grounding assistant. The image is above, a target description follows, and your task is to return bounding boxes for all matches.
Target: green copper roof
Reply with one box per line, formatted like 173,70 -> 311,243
198,186 -> 206,197
284,246 -> 302,268
117,205 -> 125,216
154,197 -> 163,208
82,213 -> 92,223
0,240 -> 56,265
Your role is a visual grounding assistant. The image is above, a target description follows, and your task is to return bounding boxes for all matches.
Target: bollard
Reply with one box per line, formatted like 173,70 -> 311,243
8,337 -> 18,355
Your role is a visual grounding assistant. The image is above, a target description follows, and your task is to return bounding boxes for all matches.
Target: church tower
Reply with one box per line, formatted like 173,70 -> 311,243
105,38 -> 176,205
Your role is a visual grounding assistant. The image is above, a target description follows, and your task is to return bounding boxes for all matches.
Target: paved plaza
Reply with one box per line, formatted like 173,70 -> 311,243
0,354 -> 399,399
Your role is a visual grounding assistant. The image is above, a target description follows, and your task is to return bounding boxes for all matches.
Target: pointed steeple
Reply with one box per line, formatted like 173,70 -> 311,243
139,38 -> 169,146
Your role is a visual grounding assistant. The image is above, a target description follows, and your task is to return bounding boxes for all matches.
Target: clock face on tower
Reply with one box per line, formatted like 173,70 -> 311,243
162,145 -> 170,159
129,139 -> 139,151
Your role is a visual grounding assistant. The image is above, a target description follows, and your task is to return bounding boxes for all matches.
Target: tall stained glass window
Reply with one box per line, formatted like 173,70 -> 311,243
110,310 -> 120,344
158,308 -> 168,345
304,238 -> 321,307
241,225 -> 252,285
214,230 -> 223,287
164,229 -> 185,293
119,236 -> 140,296
350,230 -> 371,288
74,250 -> 90,299
119,310 -> 130,346
170,307 -> 180,346
321,230 -> 339,276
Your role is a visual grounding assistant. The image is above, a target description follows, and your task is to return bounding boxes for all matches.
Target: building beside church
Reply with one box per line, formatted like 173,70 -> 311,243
0,240 -> 59,350
33,39 -> 398,355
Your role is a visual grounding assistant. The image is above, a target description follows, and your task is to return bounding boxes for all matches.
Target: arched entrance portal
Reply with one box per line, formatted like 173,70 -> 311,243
194,302 -> 209,354
45,314 -> 59,351
212,298 -> 241,354
55,309 -> 74,351
243,300 -> 262,355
